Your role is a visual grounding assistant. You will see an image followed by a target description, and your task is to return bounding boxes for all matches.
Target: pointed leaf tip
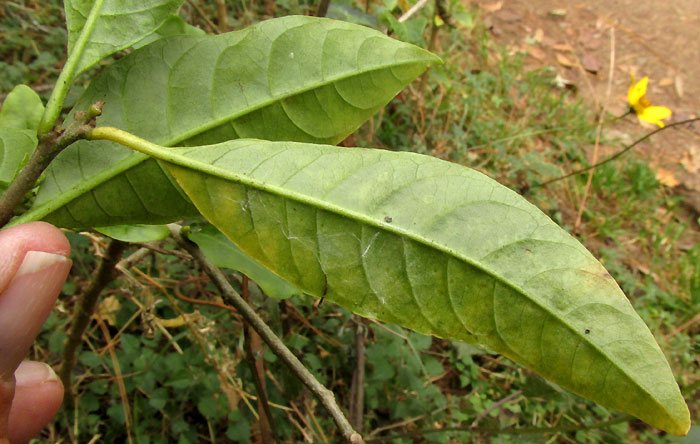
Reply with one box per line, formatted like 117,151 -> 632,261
142,138 -> 689,434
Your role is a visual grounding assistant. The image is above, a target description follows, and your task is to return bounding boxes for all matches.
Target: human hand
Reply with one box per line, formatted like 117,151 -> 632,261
0,222 -> 72,444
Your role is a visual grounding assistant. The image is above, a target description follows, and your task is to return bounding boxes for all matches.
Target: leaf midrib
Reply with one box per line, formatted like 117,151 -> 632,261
20,53 -> 435,226
162,58 -> 438,146
12,152 -> 148,226
167,146 -> 670,419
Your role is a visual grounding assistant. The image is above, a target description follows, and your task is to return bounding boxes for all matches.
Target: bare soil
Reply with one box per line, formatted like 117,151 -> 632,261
475,0 -> 700,215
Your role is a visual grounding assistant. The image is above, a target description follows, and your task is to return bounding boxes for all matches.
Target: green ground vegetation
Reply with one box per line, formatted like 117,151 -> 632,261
1,0 -> 698,442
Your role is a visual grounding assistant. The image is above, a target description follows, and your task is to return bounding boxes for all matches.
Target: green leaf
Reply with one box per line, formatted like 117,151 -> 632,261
0,128 -> 37,187
188,225 -> 301,300
64,0 -> 185,74
96,224 -> 170,242
382,12 -> 428,45
0,85 -> 44,131
132,15 -> 206,50
23,16 -> 439,229
135,138 -> 687,435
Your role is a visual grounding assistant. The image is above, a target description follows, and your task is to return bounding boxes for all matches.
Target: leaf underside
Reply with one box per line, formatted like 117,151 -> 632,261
26,16 -> 439,228
159,139 -> 689,435
64,0 -> 184,74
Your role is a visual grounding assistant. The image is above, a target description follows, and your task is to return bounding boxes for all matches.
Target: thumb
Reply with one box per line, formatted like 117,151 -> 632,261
0,222 -> 71,442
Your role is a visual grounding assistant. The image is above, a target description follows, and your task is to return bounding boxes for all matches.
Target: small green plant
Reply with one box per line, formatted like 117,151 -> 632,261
0,1 -> 692,442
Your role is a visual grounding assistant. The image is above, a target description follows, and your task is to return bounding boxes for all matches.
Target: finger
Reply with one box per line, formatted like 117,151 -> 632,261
0,222 -> 70,295
0,222 -> 72,377
0,222 -> 71,441
7,361 -> 64,444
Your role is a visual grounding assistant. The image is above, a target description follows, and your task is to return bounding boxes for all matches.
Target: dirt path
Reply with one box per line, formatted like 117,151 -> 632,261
475,0 -> 700,214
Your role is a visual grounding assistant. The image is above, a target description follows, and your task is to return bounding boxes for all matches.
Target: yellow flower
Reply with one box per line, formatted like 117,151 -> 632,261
627,74 -> 671,128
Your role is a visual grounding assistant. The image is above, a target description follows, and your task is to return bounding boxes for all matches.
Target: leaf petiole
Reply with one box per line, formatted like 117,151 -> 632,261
39,0 -> 107,136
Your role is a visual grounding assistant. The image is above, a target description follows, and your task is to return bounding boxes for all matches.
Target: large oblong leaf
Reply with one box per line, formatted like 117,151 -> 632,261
64,0 -> 185,74
147,139 -> 688,435
21,16 -> 440,228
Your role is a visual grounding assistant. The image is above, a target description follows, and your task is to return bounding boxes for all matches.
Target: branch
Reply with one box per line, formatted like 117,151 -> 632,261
398,0 -> 430,22
469,390 -> 522,429
316,0 -> 331,17
242,275 -> 278,443
0,102 -> 103,228
167,224 -> 364,443
215,0 -> 228,32
365,414 -> 632,443
38,0 -> 106,135
59,237 -> 128,410
349,316 -> 366,431
531,117 -> 700,189
434,0 -> 457,28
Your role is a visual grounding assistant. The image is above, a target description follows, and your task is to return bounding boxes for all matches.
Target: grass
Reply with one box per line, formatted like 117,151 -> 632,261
1,0 -> 697,443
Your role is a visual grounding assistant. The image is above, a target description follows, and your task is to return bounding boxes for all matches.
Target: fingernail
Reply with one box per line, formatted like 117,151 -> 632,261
14,251 -> 70,280
14,362 -> 59,387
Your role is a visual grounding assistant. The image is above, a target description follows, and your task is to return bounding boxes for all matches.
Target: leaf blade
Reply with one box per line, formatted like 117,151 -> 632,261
156,139 -> 689,436
64,0 -> 185,74
27,16 -> 439,228
96,224 -> 170,242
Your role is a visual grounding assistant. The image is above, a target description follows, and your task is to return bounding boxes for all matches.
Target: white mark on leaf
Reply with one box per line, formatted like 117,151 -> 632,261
361,231 -> 380,258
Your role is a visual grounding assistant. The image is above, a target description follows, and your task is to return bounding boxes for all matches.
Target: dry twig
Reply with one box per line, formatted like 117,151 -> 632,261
59,238 -> 128,410
574,28 -> 616,231
168,224 -> 365,443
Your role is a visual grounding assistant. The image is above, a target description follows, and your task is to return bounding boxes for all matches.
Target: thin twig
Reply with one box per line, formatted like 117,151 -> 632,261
59,237 -> 128,410
115,247 -> 151,287
139,242 -> 192,260
574,28 -> 615,231
0,102 -> 103,228
173,283 -> 240,314
398,0 -> 430,23
285,300 -> 342,347
186,0 -> 219,33
349,316 -> 366,431
242,275 -> 278,444
316,0 -> 331,17
290,400 -> 323,442
666,311 -> 700,340
365,414 -> 632,443
167,224 -> 365,443
368,406 -> 449,437
469,390 -> 522,429
214,0 -> 228,32
531,118 -> 700,189
95,314 -> 133,444
434,0 -> 457,28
